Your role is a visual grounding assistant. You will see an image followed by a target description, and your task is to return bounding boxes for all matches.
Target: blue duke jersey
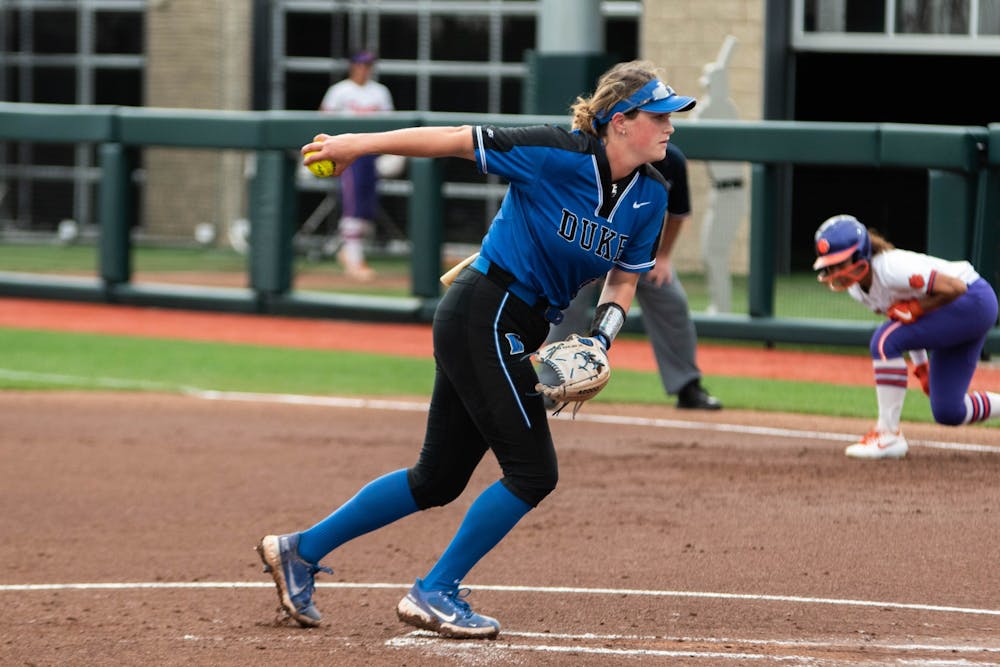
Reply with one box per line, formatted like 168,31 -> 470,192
473,125 -> 668,310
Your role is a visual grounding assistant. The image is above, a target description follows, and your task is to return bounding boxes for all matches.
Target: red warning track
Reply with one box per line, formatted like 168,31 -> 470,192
1,297 -> 997,389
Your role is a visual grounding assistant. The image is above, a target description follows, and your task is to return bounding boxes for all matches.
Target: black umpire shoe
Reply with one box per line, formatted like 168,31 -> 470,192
676,380 -> 722,410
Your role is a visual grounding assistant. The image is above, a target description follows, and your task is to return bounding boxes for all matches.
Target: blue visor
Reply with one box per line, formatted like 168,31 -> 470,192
593,79 -> 696,127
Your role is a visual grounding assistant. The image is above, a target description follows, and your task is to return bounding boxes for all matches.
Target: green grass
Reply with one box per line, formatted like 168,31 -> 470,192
0,243 -> 248,273
1,243 -> 988,427
0,242 -> 414,296
0,243 -> 877,319
0,244 -> 985,427
0,328 -> 951,425
675,272 -> 882,322
0,328 -> 434,395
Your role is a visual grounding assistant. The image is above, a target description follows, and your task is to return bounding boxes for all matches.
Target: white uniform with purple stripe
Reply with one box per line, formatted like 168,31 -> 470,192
847,249 -> 980,314
320,79 -> 394,220
860,248 -> 997,425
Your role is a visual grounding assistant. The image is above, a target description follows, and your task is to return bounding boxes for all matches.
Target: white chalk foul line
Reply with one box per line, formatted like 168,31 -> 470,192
1,368 -> 996,453
0,581 -> 1000,666
387,633 -> 790,662
2,580 -> 999,618
575,412 -> 1000,454
501,630 -> 1000,654
387,631 -> 1000,665
0,368 -> 198,392
5,581 -> 999,663
190,388 -> 1000,454
385,631 -> 996,667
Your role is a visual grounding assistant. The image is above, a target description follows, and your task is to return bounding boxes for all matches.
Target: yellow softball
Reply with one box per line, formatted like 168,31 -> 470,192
305,152 -> 336,178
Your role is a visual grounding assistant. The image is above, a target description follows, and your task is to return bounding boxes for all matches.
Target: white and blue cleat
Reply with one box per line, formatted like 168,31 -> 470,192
256,533 -> 332,627
396,578 -> 500,639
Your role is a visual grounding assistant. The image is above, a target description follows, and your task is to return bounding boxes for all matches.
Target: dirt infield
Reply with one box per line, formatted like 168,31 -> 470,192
2,391 -> 1000,666
2,298 -> 1000,665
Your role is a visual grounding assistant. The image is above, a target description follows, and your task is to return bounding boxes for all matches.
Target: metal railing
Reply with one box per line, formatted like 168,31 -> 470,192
0,102 -> 997,351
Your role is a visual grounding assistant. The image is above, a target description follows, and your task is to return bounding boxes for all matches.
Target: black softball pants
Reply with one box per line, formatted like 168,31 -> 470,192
406,265 -> 558,509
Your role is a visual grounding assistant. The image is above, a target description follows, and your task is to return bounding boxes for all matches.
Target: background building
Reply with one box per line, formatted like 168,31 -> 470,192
2,0 -> 998,283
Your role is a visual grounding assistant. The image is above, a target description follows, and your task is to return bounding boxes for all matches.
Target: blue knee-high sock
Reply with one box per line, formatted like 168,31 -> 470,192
422,480 -> 532,591
297,469 -> 418,564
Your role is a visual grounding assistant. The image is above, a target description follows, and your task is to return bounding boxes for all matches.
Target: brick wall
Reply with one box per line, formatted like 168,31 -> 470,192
144,1 -> 251,242
642,0 -> 763,276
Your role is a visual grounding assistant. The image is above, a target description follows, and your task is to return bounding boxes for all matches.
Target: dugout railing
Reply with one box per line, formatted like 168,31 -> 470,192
0,102 -> 997,352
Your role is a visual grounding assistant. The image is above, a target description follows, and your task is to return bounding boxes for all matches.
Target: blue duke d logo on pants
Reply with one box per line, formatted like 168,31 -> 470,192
505,333 -> 524,355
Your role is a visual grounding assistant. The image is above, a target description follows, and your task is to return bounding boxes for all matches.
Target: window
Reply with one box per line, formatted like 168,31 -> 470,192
796,0 -> 1000,52
0,0 -> 145,234
896,0 -> 968,34
805,0 -> 887,33
982,0 -> 1000,33
273,1 -> 640,113
272,1 -> 640,241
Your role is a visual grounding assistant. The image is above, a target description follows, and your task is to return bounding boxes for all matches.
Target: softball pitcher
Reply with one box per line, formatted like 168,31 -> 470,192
256,61 -> 696,638
813,214 -> 1000,459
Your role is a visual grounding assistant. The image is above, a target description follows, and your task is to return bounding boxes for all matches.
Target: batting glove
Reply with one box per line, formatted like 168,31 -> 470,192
887,299 -> 924,324
912,362 -> 930,396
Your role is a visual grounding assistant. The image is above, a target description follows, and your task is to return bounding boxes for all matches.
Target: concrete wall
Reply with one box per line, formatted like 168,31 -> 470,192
642,0 -> 763,275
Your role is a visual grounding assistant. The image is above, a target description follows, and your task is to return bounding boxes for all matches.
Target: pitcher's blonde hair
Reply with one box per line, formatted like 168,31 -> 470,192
571,60 -> 666,136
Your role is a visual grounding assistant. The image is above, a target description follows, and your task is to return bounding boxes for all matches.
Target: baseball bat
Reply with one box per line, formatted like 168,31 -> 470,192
439,252 -> 479,288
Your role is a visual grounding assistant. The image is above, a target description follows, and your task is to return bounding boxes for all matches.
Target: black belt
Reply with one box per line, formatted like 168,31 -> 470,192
713,179 -> 744,190
471,255 -> 564,324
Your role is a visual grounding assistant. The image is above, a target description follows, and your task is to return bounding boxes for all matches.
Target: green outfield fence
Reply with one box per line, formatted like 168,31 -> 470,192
0,102 -> 998,352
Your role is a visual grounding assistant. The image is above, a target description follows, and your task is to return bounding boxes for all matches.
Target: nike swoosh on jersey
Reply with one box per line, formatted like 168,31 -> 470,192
632,201 -> 651,209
